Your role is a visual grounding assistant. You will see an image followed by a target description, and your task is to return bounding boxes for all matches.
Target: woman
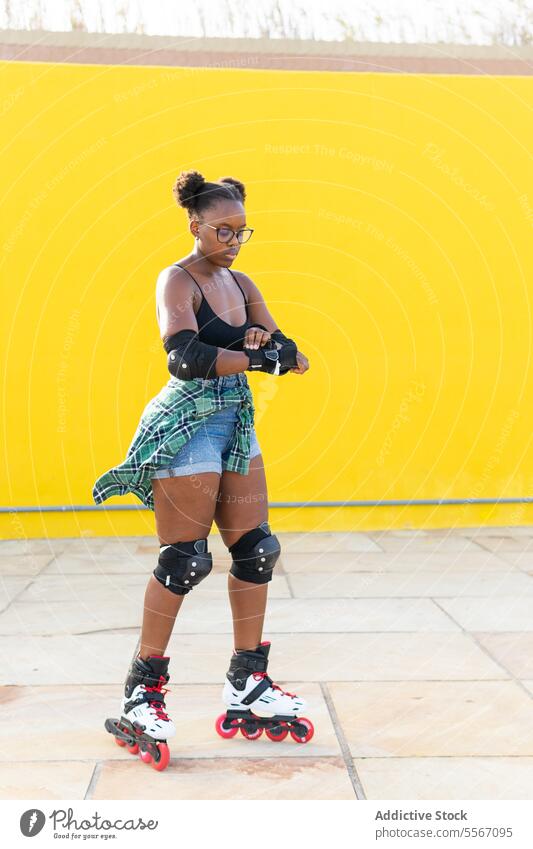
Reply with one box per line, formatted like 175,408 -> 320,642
93,170 -> 311,758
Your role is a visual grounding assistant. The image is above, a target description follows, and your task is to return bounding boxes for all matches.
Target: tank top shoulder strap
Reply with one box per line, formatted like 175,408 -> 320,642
172,262 -> 203,297
227,269 -> 248,305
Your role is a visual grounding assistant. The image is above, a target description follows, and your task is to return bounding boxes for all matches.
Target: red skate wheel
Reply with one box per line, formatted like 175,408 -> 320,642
140,748 -> 153,764
126,742 -> 140,754
151,742 -> 170,771
240,724 -> 263,740
290,717 -> 314,744
114,736 -> 126,748
215,713 -> 239,739
265,723 -> 289,742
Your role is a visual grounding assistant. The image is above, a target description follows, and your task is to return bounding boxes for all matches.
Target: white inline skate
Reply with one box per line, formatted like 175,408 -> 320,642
105,653 -> 175,771
215,641 -> 314,743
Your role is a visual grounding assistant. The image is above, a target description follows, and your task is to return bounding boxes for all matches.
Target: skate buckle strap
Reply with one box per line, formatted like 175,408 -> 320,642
256,672 -> 296,698
144,676 -> 171,722
241,672 -> 296,705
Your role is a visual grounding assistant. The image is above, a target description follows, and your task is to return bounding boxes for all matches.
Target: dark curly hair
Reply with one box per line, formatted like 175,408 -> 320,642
173,169 -> 246,218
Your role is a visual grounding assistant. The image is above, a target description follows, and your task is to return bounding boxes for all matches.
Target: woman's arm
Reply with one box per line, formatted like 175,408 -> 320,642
233,270 -> 280,334
234,270 -> 309,375
157,266 -> 249,377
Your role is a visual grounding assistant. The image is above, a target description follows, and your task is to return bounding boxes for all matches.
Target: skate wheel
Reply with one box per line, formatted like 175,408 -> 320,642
265,723 -> 289,742
114,736 -> 126,748
140,748 -> 153,764
240,724 -> 263,740
126,742 -> 140,754
215,713 -> 239,739
290,717 -> 314,744
151,742 -> 170,771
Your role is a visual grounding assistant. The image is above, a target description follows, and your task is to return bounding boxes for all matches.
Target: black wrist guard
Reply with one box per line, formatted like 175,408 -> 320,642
271,329 -> 298,376
244,331 -> 298,376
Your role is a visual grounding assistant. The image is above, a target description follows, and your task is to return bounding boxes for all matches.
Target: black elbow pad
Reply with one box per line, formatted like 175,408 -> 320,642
163,329 -> 219,380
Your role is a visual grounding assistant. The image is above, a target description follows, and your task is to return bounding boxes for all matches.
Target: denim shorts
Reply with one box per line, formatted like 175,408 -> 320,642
150,374 -> 261,479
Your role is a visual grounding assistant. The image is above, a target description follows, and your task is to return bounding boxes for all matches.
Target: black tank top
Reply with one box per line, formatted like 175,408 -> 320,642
173,262 -> 251,351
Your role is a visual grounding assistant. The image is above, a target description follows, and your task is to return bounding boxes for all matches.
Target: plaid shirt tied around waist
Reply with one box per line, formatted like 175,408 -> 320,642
92,373 -> 255,512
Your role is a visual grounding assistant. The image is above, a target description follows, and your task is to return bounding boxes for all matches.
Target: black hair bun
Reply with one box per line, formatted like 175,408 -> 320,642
218,176 -> 246,203
173,170 -> 206,210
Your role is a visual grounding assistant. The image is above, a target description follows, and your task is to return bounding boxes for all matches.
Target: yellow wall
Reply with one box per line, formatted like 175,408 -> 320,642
1,60 -> 532,538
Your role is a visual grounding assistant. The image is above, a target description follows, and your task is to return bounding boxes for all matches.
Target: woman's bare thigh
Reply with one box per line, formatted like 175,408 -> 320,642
214,453 -> 269,549
151,472 -> 221,544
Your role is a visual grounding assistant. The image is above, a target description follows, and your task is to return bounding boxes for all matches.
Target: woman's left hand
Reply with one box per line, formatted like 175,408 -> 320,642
244,326 -> 271,350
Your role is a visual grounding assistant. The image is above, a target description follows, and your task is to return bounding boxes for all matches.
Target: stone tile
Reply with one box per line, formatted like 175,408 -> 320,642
0,631 -> 503,686
0,684 -> 119,761
169,633 -> 504,684
91,756 -> 354,800
289,570 -> 533,598
173,598 -> 458,635
523,681 -> 533,696
355,757 -> 533,800
0,597 -> 144,636
44,551 -> 155,574
423,526 -> 533,538
100,535 -> 157,546
475,633 -> 533,679
281,550 -> 513,574
138,533 -> 382,557
475,537 -> 533,553
16,572 -> 290,603
0,633 -> 252,686
0,595 -> 457,637
200,574 -> 291,598
274,533 -> 381,553
437,597 -> 533,632
0,538 -> 106,555
0,682 -> 333,762
495,551 -> 533,571
74,536 -> 155,553
0,633 -> 143,685
44,551 -> 232,575
251,597 -> 441,635
0,577 -> 33,609
330,681 -> 533,756
0,554 -> 54,576
17,573 -> 149,603
470,526 -> 533,537
136,544 -> 162,556
368,534 -> 483,553
0,760 -> 95,799
283,632 -> 504,682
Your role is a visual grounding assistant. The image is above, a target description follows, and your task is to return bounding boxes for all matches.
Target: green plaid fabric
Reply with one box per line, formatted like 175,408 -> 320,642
92,373 -> 255,512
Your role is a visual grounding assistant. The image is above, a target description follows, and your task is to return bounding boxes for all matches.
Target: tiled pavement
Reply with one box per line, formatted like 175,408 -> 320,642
1,527 -> 533,800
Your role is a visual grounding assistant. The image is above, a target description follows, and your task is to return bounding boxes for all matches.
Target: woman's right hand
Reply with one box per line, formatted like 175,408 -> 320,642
288,350 -> 309,374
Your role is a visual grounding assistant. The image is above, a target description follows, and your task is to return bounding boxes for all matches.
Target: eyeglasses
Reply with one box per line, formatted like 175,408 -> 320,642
201,223 -> 254,244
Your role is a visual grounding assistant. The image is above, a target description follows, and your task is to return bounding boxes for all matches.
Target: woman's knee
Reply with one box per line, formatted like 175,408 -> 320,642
153,538 -> 213,596
150,473 -> 221,596
228,521 -> 281,585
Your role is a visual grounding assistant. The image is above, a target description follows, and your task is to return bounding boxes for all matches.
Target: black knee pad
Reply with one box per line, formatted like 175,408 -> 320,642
228,521 -> 281,585
153,538 -> 213,595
